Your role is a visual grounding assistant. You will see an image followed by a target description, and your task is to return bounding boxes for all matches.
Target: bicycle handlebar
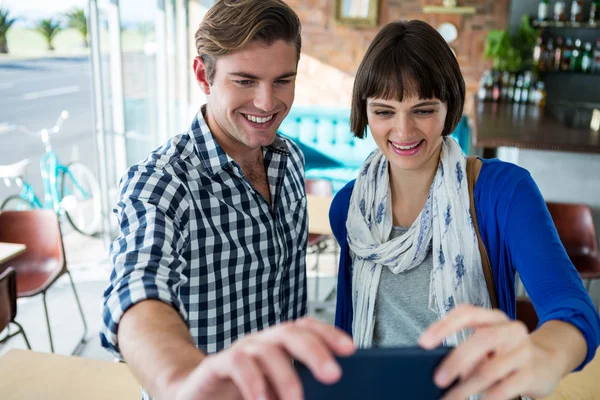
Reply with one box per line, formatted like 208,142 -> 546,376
5,110 -> 69,147
5,110 -> 69,138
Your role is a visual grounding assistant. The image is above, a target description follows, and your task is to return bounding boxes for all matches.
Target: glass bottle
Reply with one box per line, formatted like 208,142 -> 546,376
570,0 -> 583,23
571,38 -> 583,71
533,36 -> 545,70
590,1 -> 600,25
478,70 -> 491,101
594,39 -> 600,73
538,0 -> 550,21
491,71 -> 501,102
514,74 -> 524,103
581,42 -> 593,72
544,38 -> 555,70
501,71 -> 510,101
554,0 -> 567,22
522,72 -> 532,103
535,81 -> 547,107
561,36 -> 574,70
554,36 -> 564,71
507,73 -> 517,102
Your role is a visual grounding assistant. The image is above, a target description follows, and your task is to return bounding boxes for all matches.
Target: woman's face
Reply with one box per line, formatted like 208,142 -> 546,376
366,95 -> 447,173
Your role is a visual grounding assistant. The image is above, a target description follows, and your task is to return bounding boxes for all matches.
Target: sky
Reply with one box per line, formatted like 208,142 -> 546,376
2,0 -> 155,27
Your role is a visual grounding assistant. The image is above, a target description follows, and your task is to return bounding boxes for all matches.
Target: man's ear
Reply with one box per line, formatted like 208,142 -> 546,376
193,56 -> 211,95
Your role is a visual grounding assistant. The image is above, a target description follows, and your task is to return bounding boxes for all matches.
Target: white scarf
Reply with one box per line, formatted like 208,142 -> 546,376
347,138 -> 492,348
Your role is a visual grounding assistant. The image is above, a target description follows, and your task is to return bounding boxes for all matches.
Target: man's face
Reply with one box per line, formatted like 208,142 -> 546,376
198,40 -> 298,152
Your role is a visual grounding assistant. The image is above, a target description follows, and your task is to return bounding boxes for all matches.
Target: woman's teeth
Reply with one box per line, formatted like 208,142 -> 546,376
391,141 -> 421,150
244,114 -> 274,123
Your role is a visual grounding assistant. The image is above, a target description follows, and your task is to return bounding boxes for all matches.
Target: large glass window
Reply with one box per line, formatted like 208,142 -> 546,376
88,0 -> 190,236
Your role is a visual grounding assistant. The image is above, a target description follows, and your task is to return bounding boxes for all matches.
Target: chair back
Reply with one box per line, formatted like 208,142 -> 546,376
546,202 -> 598,255
0,210 -> 65,273
0,267 -> 17,332
516,297 -> 538,333
306,179 -> 333,197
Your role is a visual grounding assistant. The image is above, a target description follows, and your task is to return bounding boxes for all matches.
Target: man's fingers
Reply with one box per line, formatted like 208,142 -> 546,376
264,322 -> 343,384
218,349 -> 268,400
251,343 -> 303,400
208,318 -> 355,399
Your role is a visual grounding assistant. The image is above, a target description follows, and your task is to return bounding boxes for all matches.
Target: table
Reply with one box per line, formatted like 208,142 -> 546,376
0,242 -> 26,264
541,346 -> 600,400
0,349 -> 140,399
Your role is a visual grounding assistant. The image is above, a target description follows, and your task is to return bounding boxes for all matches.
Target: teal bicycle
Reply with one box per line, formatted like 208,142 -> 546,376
0,111 -> 102,236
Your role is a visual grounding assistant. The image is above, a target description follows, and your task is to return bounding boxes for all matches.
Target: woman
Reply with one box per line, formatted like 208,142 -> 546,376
330,20 -> 600,400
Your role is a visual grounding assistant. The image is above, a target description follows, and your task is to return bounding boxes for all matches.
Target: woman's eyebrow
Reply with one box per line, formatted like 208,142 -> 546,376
412,100 -> 440,108
368,102 -> 395,109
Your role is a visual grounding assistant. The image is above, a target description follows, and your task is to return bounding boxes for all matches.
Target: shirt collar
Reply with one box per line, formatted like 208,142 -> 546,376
190,105 -> 290,176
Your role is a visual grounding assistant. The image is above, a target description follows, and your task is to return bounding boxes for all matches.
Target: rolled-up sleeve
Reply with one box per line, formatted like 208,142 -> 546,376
506,174 -> 600,370
100,164 -> 191,359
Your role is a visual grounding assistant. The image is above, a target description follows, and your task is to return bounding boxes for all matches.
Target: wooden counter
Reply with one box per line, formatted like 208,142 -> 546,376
473,101 -> 600,154
0,349 -> 140,399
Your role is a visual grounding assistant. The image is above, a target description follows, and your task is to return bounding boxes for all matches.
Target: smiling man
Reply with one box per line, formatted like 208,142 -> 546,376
100,1 -> 354,400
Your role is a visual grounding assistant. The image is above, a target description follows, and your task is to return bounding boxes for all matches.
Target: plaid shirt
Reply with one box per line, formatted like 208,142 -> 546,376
101,107 -> 308,366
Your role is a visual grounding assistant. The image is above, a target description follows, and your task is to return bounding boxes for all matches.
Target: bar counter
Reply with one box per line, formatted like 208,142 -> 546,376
473,100 -> 600,154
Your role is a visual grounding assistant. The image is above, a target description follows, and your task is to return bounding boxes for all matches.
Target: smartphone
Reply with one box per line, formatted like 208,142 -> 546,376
295,346 -> 455,399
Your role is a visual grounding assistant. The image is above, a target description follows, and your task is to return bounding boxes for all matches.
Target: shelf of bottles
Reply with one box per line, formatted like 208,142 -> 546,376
534,1 -> 600,74
534,36 -> 600,74
478,1 -> 600,105
536,0 -> 600,26
478,71 -> 544,106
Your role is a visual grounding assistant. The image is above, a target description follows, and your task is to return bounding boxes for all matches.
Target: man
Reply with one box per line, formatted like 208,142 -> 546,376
100,1 -> 354,399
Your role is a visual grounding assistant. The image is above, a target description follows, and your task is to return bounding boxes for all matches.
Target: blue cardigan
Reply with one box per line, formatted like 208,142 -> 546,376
330,158 -> 600,368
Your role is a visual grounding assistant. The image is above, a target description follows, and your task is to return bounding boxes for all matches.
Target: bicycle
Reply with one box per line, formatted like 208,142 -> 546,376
0,111 -> 103,236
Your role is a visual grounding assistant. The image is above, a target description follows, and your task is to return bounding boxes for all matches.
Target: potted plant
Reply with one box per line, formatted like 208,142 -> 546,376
484,16 -> 538,73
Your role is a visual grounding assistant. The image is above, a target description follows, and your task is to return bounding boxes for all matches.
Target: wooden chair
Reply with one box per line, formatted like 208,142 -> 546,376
0,210 -> 87,354
516,296 -> 539,333
0,267 -> 31,349
546,202 -> 600,292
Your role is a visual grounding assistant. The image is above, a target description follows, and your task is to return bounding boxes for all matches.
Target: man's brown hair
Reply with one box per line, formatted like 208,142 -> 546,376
195,0 -> 302,84
351,20 -> 465,139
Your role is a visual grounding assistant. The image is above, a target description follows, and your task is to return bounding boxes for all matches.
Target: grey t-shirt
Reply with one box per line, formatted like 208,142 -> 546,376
372,226 -> 438,347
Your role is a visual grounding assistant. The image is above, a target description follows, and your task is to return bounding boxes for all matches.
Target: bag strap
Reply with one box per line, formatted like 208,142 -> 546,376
466,156 -> 499,309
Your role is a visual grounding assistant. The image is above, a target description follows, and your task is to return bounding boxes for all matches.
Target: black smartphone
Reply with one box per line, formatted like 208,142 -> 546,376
295,346 -> 455,399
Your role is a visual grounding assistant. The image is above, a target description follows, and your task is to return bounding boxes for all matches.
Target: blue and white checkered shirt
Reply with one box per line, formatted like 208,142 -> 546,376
101,107 -> 308,366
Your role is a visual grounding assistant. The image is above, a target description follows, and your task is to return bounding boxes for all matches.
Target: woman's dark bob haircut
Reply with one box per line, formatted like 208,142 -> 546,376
351,20 -> 465,138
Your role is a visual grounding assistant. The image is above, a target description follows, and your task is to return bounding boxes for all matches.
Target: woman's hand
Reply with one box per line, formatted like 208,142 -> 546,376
418,304 -> 569,400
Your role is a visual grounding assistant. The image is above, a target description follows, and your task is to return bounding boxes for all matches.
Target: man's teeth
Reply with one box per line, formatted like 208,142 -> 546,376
245,114 -> 274,123
391,141 -> 421,150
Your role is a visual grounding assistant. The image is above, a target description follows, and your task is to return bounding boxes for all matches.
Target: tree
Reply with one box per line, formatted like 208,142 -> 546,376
0,7 -> 17,54
35,18 -> 63,51
64,8 -> 87,48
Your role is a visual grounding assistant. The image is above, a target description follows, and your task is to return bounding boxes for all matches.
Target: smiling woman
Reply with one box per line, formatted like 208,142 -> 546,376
331,19 -> 600,400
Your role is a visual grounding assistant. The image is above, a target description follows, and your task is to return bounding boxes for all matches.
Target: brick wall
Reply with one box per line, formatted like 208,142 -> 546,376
288,0 -> 511,116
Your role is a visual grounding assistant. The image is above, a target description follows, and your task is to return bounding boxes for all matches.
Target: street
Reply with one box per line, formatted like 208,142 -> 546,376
0,56 -> 97,204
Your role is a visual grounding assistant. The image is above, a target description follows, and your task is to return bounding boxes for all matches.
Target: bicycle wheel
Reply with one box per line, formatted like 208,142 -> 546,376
60,162 -> 103,236
1,195 -> 32,211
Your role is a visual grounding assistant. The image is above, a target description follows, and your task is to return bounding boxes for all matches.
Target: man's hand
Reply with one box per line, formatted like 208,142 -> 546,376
173,317 -> 355,400
419,304 -> 585,400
